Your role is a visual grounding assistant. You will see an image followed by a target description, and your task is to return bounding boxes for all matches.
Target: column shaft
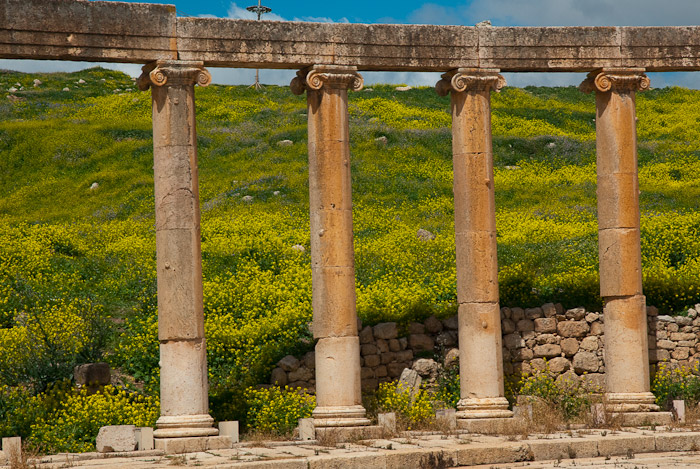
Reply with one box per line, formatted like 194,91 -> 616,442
437,69 -> 512,419
291,65 -> 370,428
581,68 -> 658,413
138,61 -> 218,437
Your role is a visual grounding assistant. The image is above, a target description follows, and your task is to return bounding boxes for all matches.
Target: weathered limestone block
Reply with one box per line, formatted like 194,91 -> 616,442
580,336 -> 599,351
501,318 -> 515,334
74,363 -> 111,386
590,321 -> 604,335
533,344 -> 561,358
409,322 -> 426,334
557,320 -> 590,338
658,339 -> 676,349
436,331 -> 457,347
677,316 -> 693,326
542,303 -> 559,318
443,315 -> 458,330
511,307 -> 525,321
388,362 -> 409,378
361,344 -> 378,356
504,332 -> 525,349
409,334 -> 435,352
573,351 -> 600,373
516,319 -> 534,332
289,367 -> 313,382
586,312 -> 600,323
566,307 -> 587,320
278,355 -> 300,372
412,358 -> 439,378
548,357 -> 571,373
96,425 -> 137,453
525,307 -> 543,319
359,326 -> 374,344
364,354 -> 381,367
424,316 -> 443,333
672,348 -> 690,360
380,352 -> 396,364
536,333 -> 558,345
373,322 -> 398,340
512,348 -> 533,361
270,367 -> 287,385
534,318 -> 556,333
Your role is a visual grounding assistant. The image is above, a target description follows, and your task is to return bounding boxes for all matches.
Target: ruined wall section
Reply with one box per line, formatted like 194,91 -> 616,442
270,304 -> 700,393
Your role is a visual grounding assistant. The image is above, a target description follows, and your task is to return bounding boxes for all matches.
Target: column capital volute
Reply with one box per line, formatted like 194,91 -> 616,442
579,68 -> 650,94
290,65 -> 364,95
137,60 -> 212,91
435,68 -> 505,96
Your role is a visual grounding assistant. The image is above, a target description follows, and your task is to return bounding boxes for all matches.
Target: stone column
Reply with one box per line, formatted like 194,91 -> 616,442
138,60 -> 218,438
580,68 -> 658,413
436,69 -> 512,420
290,65 -> 370,428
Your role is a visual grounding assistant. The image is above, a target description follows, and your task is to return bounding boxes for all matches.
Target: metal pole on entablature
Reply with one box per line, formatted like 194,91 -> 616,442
246,0 -> 271,90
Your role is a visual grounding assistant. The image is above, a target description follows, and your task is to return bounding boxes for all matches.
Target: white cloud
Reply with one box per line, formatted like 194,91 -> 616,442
431,0 -> 700,27
407,3 -> 461,25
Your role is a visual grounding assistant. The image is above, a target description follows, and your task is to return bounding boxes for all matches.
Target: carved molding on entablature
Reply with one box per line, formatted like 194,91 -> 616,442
435,68 -> 505,96
290,65 -> 364,95
137,60 -> 212,91
579,68 -> 650,94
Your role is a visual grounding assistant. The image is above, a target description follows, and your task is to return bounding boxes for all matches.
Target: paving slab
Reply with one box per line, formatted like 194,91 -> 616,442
6,429 -> 700,468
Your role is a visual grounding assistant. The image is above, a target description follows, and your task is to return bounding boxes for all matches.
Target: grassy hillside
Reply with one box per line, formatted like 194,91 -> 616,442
1,67 -> 700,426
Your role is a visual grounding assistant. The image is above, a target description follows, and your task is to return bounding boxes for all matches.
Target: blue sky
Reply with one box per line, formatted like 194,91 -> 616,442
2,0 -> 700,88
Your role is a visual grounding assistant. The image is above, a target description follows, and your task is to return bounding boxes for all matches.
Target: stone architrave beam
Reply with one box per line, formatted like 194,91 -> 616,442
2,0 -> 700,71
581,68 -> 659,414
0,0 -> 177,63
138,60 -> 219,439
291,65 -> 370,429
436,69 -> 512,420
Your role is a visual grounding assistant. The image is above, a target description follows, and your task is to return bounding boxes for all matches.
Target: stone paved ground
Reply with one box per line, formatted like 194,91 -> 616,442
5,429 -> 700,468
476,452 -> 700,468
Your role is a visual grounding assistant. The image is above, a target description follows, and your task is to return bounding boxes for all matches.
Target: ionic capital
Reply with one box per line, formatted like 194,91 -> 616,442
137,60 -> 212,91
290,65 -> 363,95
579,68 -> 650,94
435,68 -> 505,96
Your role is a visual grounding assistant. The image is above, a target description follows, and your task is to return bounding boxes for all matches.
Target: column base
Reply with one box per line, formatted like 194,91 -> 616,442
154,414 -> 219,438
312,405 -> 371,428
457,397 -> 513,419
605,392 -> 660,413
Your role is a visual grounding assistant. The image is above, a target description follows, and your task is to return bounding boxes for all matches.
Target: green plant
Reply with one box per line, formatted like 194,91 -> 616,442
28,385 -> 158,453
243,386 -> 315,435
373,381 -> 435,428
518,363 -> 597,420
433,365 -> 460,409
652,361 -> 700,408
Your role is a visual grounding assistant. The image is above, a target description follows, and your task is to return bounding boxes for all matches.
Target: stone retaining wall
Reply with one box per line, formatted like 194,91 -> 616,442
269,303 -> 700,392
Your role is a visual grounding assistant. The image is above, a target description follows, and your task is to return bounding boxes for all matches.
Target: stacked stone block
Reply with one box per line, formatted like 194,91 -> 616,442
270,303 -> 700,393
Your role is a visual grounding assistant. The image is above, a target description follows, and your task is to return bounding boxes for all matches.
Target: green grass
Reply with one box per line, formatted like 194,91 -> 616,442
1,67 -> 700,424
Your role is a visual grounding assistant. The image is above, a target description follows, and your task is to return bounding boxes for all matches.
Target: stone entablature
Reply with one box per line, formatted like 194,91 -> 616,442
269,304 -> 700,394
3,0 -> 700,72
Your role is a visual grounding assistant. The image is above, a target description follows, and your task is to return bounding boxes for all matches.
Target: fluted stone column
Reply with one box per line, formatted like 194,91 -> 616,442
436,69 -> 512,420
138,60 -> 218,438
580,68 -> 658,414
291,65 -> 370,428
